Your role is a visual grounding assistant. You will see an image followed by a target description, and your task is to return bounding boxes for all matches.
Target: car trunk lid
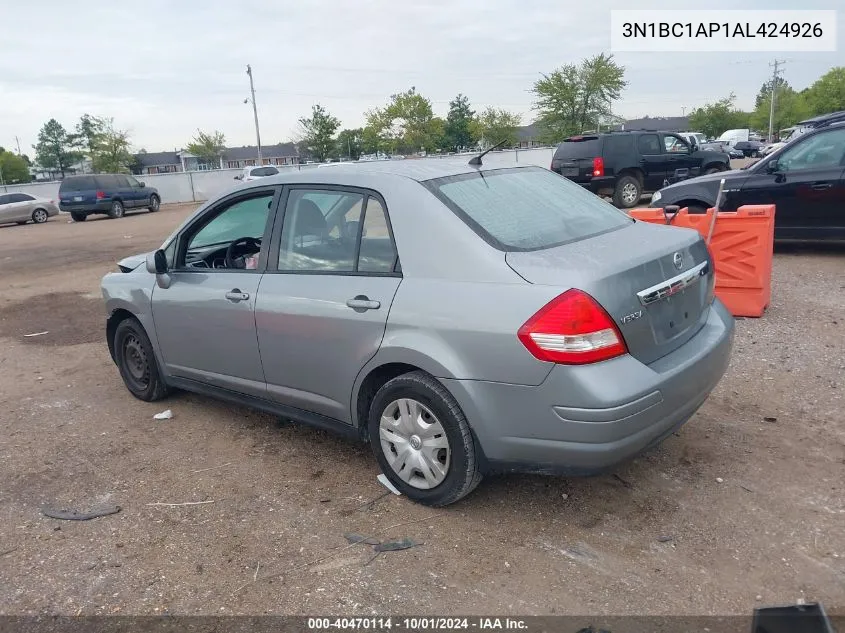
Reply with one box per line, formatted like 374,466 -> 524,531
506,220 -> 714,365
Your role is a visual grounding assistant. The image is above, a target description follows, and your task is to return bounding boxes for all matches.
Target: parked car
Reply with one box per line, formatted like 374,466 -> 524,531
0,192 -> 60,226
235,166 -> 280,182
59,174 -> 160,221
762,111 -> 845,156
102,159 -> 734,506
733,140 -> 765,158
678,132 -> 708,149
650,120 -> 845,240
550,131 -> 731,208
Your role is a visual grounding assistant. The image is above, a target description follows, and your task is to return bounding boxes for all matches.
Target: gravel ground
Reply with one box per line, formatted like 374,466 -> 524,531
0,204 -> 843,617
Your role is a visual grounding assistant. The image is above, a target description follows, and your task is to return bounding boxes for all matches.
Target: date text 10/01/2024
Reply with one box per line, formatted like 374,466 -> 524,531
622,22 -> 824,38
307,618 -> 528,630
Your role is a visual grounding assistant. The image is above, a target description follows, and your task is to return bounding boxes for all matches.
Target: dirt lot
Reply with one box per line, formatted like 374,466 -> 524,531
0,204 -> 843,617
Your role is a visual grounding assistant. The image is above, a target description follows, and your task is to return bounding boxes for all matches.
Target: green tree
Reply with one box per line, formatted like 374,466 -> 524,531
444,93 -> 476,151
297,104 -> 341,162
336,128 -> 363,160
186,129 -> 226,167
0,150 -> 31,183
748,86 -> 810,138
688,94 -> 750,139
532,53 -> 627,143
128,149 -> 145,175
804,67 -> 845,116
34,118 -> 82,177
376,87 -> 443,153
470,108 -> 522,148
362,108 -> 397,155
755,76 -> 790,109
91,119 -> 133,173
75,114 -> 106,160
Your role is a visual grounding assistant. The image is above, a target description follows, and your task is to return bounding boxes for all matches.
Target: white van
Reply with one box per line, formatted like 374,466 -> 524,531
717,129 -> 750,147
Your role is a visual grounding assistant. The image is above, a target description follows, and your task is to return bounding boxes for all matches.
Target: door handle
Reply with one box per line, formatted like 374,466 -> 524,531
810,182 -> 832,190
225,289 -> 250,302
346,296 -> 381,311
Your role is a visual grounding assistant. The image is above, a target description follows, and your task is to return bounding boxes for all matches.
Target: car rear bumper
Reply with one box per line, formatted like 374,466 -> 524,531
441,299 -> 734,475
58,201 -> 111,213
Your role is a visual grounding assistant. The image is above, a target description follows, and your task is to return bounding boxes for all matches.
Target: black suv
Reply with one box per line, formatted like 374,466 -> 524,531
550,131 -> 731,208
59,174 -> 160,221
650,120 -> 845,241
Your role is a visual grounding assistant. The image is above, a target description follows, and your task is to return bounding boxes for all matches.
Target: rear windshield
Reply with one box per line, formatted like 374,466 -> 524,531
425,166 -> 631,251
554,138 -> 601,159
59,176 -> 97,191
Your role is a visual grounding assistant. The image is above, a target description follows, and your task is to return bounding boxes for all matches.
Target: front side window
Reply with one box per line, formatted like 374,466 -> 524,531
427,167 -> 631,251
127,176 -> 141,187
663,135 -> 689,153
186,193 -> 274,253
776,128 -> 845,172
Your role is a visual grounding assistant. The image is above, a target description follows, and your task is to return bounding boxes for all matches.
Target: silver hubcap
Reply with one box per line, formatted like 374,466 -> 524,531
34,210 -> 47,222
151,197 -> 159,210
379,398 -> 450,490
113,203 -> 123,216
621,183 -> 638,204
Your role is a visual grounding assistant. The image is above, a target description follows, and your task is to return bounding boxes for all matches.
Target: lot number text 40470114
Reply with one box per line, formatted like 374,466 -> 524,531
307,617 -> 529,630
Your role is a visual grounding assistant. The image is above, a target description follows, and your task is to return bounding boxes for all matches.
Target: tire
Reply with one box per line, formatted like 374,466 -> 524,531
113,318 -> 170,402
612,174 -> 642,209
108,200 -> 125,219
148,194 -> 160,212
704,166 -> 723,175
368,371 -> 482,506
31,208 -> 49,224
70,212 -> 87,222
687,205 -> 708,215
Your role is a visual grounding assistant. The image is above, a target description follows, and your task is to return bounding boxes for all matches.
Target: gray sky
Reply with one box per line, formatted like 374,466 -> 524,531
1,0 -> 842,153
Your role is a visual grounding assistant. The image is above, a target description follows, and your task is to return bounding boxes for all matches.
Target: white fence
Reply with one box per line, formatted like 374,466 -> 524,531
1,148 -> 556,205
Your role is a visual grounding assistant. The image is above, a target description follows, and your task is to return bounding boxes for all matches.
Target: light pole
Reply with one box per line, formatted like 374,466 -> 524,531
245,64 -> 263,162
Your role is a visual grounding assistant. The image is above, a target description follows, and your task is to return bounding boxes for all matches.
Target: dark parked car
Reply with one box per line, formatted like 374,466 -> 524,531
59,174 -> 160,221
551,131 -> 731,208
733,141 -> 765,158
650,120 -> 845,240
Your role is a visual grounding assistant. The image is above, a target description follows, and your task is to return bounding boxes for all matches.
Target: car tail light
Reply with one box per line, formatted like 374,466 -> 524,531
518,289 -> 628,365
592,157 -> 604,177
96,190 -> 106,199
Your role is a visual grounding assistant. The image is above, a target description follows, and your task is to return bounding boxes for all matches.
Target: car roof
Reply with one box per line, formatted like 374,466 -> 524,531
246,158 -> 521,185
797,110 -> 845,126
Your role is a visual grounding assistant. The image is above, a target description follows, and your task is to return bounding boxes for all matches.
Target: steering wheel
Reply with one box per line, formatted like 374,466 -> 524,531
225,236 -> 261,269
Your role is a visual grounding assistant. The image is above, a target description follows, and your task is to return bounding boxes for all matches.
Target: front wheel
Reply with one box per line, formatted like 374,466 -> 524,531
704,166 -> 724,175
369,371 -> 482,506
148,194 -> 160,212
113,318 -> 171,401
612,175 -> 642,209
108,200 -> 125,219
32,209 -> 49,224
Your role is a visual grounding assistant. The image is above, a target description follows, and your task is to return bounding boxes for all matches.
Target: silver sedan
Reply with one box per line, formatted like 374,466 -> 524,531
102,159 -> 733,506
0,192 -> 60,225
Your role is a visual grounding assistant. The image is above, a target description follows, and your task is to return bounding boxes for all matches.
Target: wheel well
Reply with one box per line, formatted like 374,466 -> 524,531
355,362 -> 423,440
703,162 -> 726,172
106,309 -> 137,362
617,168 -> 643,185
674,199 -> 711,211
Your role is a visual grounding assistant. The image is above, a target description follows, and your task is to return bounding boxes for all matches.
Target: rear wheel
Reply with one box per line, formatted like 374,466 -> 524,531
108,200 -> 125,219
148,194 -> 160,212
369,371 -> 482,506
70,212 -> 87,222
32,208 -> 49,224
613,175 -> 642,208
113,318 -> 170,401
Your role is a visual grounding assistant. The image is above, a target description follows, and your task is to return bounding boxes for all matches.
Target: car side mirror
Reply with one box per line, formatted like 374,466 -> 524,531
146,249 -> 168,274
766,160 -> 779,174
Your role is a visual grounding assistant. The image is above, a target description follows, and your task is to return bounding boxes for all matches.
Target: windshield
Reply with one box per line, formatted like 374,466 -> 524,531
425,166 -> 631,251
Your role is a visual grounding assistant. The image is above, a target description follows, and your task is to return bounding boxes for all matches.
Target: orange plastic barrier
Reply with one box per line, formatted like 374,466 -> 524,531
627,205 -> 775,317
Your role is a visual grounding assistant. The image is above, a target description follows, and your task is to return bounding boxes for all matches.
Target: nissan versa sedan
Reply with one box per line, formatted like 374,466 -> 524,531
101,160 -> 734,506
0,192 -> 60,225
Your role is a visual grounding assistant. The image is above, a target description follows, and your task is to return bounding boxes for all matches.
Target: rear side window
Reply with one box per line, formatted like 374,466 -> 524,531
59,176 -> 97,192
603,135 -> 634,155
96,174 -> 119,189
554,138 -> 601,159
638,134 -> 661,155
426,167 -> 631,251
0,194 -> 10,205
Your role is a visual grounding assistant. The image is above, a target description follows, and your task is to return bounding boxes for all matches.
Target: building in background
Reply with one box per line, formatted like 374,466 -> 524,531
132,143 -> 300,175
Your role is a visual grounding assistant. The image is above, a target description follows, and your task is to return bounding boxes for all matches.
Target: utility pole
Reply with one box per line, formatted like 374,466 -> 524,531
14,136 -> 22,155
246,64 -> 263,162
768,59 -> 786,142
681,106 -> 686,116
